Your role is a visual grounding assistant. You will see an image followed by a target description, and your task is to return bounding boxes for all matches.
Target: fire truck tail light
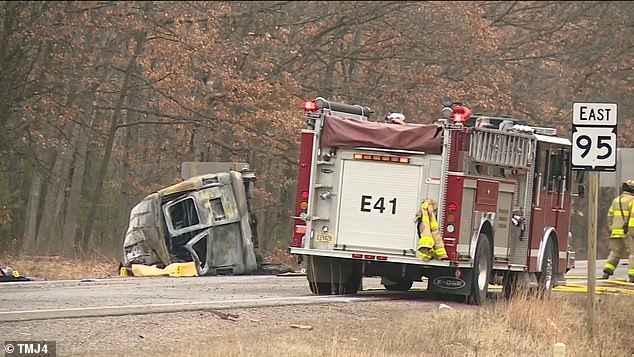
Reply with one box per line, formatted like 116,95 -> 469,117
353,153 -> 410,164
302,100 -> 318,111
294,225 -> 306,234
352,254 -> 386,260
446,213 -> 456,223
448,202 -> 457,212
299,190 -> 309,211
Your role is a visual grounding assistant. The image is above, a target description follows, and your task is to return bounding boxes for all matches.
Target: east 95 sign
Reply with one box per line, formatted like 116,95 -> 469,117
572,102 -> 617,171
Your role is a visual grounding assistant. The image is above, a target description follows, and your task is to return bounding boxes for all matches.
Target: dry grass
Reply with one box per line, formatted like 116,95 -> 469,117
170,293 -> 634,357
1,248 -> 299,280
1,255 -> 118,280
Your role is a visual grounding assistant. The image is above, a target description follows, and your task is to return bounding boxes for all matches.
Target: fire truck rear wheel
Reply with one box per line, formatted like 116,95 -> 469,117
336,261 -> 362,295
309,282 -> 332,295
469,234 -> 492,305
383,280 -> 413,291
503,272 -> 518,300
537,238 -> 557,296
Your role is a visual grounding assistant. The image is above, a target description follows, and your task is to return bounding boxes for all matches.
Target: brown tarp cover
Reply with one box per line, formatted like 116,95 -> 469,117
321,115 -> 443,154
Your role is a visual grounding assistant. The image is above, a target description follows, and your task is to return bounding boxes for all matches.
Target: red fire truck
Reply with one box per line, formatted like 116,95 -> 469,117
290,97 -> 579,304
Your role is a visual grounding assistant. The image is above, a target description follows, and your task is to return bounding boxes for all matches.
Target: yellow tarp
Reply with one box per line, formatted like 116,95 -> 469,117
127,262 -> 198,277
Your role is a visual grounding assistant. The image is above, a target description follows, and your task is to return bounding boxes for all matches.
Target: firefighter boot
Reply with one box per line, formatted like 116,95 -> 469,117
629,275 -> 634,283
602,268 -> 612,280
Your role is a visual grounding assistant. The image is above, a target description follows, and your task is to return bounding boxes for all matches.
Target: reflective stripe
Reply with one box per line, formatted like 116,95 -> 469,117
430,221 -> 438,230
604,263 -> 616,272
610,210 -> 625,216
434,247 -> 447,256
418,236 -> 434,249
422,216 -> 430,222
628,269 -> 634,276
629,217 -> 634,227
611,229 -> 625,236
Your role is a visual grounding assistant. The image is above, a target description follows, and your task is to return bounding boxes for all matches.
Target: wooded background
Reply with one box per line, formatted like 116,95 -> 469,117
0,1 -> 632,261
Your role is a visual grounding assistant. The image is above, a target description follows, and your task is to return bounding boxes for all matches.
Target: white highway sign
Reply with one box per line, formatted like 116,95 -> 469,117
573,103 -> 617,126
572,102 -> 617,171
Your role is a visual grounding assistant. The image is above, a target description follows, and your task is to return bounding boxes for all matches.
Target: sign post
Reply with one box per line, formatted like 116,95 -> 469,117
571,102 -> 618,337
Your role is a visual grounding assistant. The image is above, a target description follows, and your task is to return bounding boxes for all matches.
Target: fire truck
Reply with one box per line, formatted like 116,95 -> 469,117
289,97 -> 580,304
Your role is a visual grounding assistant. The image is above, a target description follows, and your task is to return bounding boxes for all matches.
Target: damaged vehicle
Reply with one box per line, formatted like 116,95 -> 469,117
122,164 -> 260,276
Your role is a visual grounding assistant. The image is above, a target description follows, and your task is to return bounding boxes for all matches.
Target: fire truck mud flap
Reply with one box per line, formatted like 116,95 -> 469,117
425,268 -> 473,296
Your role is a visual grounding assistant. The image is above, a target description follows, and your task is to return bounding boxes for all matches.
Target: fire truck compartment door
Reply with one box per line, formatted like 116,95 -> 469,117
336,159 -> 424,251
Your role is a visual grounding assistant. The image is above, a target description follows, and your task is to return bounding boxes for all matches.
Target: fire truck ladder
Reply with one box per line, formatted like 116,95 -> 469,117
468,127 -> 536,169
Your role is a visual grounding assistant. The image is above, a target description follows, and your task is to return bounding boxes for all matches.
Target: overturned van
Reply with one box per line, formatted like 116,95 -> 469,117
122,168 -> 259,276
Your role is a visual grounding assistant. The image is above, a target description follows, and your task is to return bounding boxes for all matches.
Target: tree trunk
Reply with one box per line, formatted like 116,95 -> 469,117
82,29 -> 148,255
62,94 -> 94,258
34,121 -> 79,255
114,63 -> 146,258
20,169 -> 42,256
191,125 -> 207,162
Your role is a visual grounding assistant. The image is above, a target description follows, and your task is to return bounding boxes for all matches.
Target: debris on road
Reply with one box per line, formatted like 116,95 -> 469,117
0,265 -> 31,282
207,310 -> 239,321
122,262 -> 198,277
438,303 -> 455,311
290,324 -> 313,331
276,269 -> 307,277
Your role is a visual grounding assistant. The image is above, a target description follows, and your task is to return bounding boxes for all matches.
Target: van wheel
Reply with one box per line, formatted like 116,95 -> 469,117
469,234 -> 491,305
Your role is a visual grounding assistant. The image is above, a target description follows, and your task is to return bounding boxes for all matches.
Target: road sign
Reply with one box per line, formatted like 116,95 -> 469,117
572,102 -> 617,171
571,102 -> 618,336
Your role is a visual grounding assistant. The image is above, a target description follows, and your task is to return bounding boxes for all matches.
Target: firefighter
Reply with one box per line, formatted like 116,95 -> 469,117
415,198 -> 448,261
385,112 -> 406,125
601,179 -> 634,282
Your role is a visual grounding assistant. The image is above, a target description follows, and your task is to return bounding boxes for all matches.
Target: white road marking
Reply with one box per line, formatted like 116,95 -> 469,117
0,295 -> 377,322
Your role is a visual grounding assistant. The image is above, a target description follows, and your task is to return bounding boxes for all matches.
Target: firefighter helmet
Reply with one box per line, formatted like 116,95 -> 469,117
623,179 -> 634,193
386,112 -> 406,125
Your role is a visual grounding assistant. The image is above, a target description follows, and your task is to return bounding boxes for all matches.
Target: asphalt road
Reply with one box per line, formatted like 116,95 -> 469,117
0,259 -> 629,323
0,275 -> 405,322
566,258 -> 630,284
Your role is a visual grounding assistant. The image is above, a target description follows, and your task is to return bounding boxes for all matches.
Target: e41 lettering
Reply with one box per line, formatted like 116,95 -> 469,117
361,195 -> 397,214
